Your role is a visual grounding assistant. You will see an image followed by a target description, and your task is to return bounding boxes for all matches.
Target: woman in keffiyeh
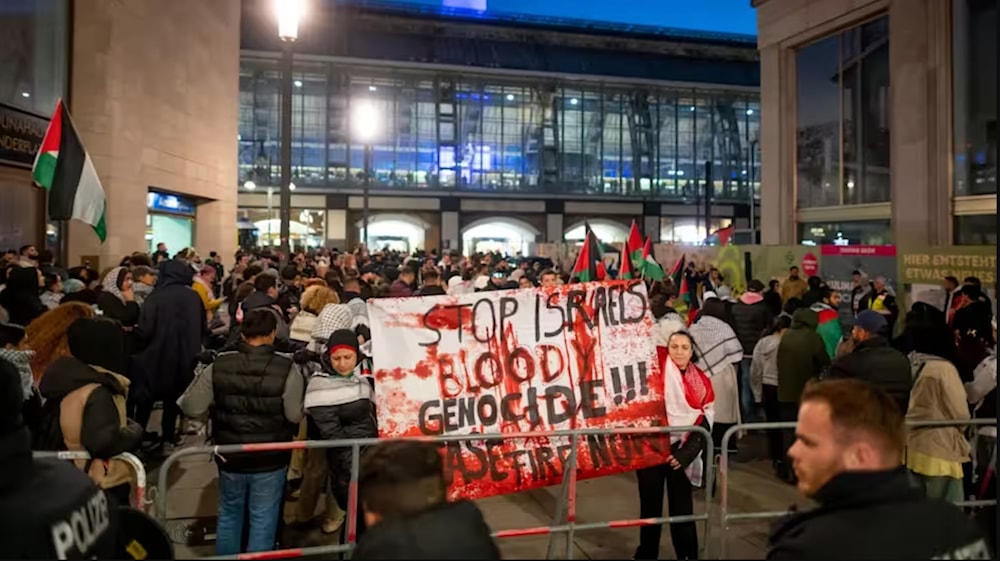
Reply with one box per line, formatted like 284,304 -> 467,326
95,266 -> 140,330
688,297 -> 744,454
634,331 -> 714,561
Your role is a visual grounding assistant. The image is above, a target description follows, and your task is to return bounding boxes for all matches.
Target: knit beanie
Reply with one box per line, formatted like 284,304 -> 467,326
323,329 -> 360,376
68,317 -> 127,375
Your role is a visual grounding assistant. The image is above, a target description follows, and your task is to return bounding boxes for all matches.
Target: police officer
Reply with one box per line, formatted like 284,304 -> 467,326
0,357 -> 119,559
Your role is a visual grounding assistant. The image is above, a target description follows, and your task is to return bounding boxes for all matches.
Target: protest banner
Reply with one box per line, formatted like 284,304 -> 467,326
368,280 -> 670,500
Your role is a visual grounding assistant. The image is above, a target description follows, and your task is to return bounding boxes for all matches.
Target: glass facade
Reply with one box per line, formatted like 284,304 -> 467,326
238,57 -> 761,200
953,0 -> 997,196
954,215 -> 997,246
0,0 -> 68,116
795,16 -> 890,209
799,220 -> 892,246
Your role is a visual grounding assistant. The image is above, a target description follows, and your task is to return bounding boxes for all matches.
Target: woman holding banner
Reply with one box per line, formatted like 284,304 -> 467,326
634,331 -> 714,560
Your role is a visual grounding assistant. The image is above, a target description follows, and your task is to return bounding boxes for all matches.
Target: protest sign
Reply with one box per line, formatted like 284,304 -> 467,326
368,280 -> 670,500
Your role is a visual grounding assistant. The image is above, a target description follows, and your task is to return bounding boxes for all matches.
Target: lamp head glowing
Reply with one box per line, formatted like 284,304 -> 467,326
276,0 -> 305,42
352,100 -> 379,143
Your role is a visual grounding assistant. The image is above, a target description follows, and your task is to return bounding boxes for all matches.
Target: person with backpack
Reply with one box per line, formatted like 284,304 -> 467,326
36,317 -> 144,507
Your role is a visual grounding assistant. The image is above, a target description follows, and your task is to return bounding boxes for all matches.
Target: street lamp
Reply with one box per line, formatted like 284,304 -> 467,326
352,100 -> 379,249
749,138 -> 759,242
276,0 -> 303,259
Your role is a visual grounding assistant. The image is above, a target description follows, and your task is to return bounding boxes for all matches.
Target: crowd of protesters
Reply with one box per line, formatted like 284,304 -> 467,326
0,242 -> 994,559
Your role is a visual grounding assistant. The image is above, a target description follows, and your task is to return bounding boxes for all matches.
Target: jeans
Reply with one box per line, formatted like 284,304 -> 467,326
216,467 -> 288,555
738,357 -> 756,421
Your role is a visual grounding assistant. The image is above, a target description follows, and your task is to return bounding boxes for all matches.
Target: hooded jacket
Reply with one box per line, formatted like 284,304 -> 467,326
0,267 -> 45,327
731,292 -> 774,354
905,352 -> 971,468
352,500 -> 500,560
134,260 -> 207,402
767,467 -> 989,560
826,336 -> 912,415
750,332 -> 782,399
776,309 -> 830,403
38,355 -> 142,489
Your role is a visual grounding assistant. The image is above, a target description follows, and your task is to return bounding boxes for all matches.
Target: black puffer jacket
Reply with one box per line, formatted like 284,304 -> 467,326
352,500 -> 500,560
731,298 -> 774,354
825,336 -> 912,414
767,468 -> 989,560
211,344 -> 298,473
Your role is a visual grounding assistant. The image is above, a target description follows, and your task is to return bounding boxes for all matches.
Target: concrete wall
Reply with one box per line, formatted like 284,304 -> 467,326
754,0 -> 953,247
68,0 -> 240,267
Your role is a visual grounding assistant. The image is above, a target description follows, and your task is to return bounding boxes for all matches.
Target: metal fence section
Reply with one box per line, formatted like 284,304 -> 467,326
717,418 -> 998,559
155,425 -> 714,560
33,450 -> 150,511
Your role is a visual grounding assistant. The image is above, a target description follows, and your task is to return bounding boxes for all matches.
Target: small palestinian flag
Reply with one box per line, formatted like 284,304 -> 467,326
640,237 -> 665,280
712,224 -> 735,246
32,100 -> 108,242
619,236 -> 637,280
667,253 -> 687,299
627,219 -> 644,270
571,224 -> 606,283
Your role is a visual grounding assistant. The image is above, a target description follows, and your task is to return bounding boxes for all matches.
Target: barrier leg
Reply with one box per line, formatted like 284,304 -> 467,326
563,434 -> 579,561
718,427 -> 735,560
346,443 -> 361,554
545,433 -> 580,560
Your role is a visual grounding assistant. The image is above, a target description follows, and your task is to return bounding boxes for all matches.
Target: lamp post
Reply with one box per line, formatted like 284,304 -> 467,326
352,100 -> 378,249
749,139 -> 758,242
276,0 -> 303,261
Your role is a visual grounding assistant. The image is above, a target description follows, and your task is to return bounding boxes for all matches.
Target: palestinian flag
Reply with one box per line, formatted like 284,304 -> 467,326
640,236 -> 665,280
571,225 -> 606,283
712,224 -> 735,246
619,236 -> 636,280
627,219 -> 644,270
667,253 -> 688,300
32,100 -> 107,242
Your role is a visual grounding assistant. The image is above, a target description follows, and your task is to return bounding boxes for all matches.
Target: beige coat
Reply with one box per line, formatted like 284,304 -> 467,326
59,367 -> 136,490
905,355 -> 971,464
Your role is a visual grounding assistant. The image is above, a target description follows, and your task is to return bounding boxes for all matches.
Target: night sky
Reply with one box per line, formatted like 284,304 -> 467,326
405,0 -> 758,36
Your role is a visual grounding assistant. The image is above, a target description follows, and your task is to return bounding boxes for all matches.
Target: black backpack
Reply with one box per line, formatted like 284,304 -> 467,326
31,395 -> 67,452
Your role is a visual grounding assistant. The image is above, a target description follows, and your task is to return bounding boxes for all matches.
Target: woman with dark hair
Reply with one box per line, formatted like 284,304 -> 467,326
634,330 -> 713,560
40,273 -> 64,310
0,267 -> 46,327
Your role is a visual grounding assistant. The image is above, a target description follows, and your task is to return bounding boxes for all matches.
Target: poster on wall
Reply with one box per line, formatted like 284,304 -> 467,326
367,280 -> 672,500
899,247 -> 997,314
820,245 -> 898,330
744,246 -> 820,287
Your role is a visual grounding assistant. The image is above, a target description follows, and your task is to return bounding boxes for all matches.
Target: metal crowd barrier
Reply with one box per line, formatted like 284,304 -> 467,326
717,418 -> 998,559
33,450 -> 150,511
155,425 -> 714,560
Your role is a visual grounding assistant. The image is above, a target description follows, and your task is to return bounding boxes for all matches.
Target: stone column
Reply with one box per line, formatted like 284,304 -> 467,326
441,211 -> 459,252
758,44 -> 795,245
69,0 -> 240,266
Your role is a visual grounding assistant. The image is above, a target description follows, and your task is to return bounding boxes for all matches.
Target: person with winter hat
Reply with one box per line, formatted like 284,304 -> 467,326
303,329 -> 378,543
826,310 -> 912,416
